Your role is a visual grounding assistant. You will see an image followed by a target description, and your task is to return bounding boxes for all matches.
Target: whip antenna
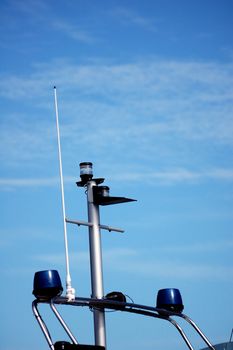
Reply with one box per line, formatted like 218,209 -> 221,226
54,86 -> 75,301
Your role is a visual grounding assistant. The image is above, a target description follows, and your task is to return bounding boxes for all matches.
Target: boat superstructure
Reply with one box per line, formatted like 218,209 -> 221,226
32,88 -> 218,350
32,161 -> 217,350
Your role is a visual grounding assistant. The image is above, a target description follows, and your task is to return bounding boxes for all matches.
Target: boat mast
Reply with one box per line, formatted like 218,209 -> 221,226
86,176 -> 106,347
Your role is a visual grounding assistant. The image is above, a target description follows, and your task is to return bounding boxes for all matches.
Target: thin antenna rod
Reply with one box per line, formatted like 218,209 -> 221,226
54,86 -> 75,301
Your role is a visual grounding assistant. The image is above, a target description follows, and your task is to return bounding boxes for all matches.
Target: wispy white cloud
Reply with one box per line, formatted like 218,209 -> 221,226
0,175 -> 78,190
0,177 -> 59,188
111,7 -> 157,32
51,19 -> 95,44
1,59 -> 232,104
1,168 -> 233,190
109,168 -> 233,184
0,112 -> 57,168
6,0 -> 49,16
0,58 -> 232,176
33,246 -> 232,281
3,0 -> 95,45
157,238 -> 233,254
124,259 -> 233,281
104,243 -> 233,281
33,248 -> 137,268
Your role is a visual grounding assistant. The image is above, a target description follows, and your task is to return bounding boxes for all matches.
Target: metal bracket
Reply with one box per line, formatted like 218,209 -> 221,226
66,218 -> 124,233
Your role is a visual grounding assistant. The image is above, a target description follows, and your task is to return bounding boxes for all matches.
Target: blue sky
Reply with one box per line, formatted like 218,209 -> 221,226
0,0 -> 233,349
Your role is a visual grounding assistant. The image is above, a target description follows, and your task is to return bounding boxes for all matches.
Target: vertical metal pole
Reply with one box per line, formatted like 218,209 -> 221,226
86,180 -> 107,348
54,86 -> 75,301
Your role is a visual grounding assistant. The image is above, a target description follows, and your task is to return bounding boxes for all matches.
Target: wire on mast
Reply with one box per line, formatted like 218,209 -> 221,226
54,86 -> 75,301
